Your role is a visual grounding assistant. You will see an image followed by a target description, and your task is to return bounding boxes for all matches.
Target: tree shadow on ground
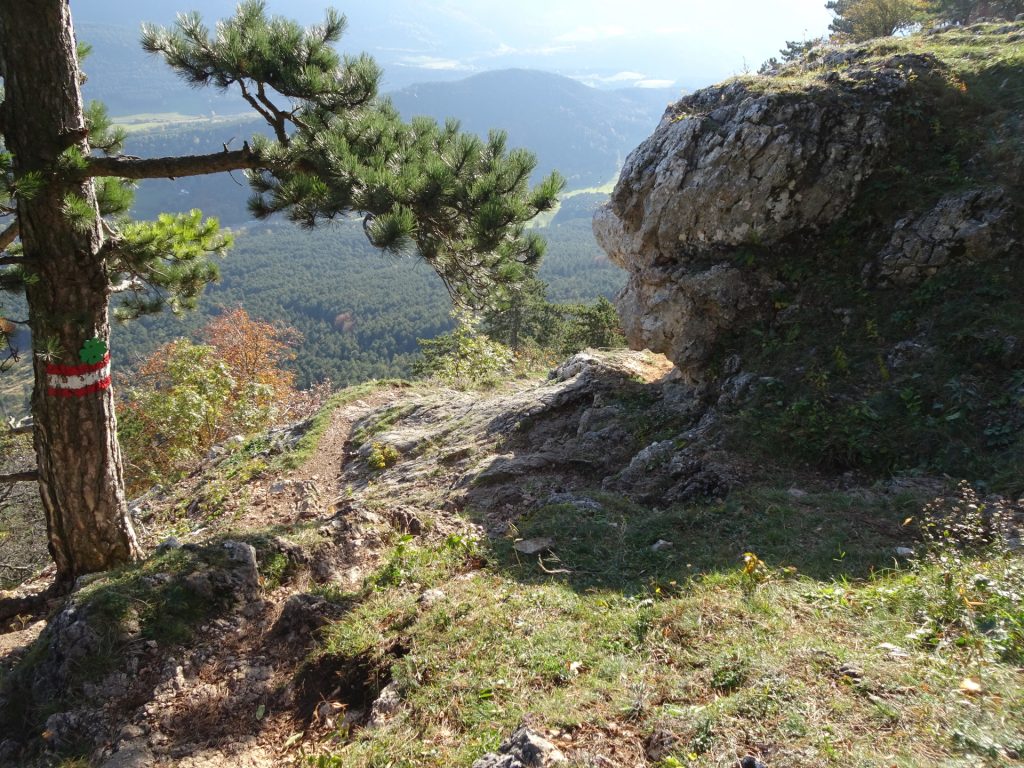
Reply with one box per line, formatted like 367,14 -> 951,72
477,484 -> 925,595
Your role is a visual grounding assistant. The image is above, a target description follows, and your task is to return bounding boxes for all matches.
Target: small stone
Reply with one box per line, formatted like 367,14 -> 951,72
650,539 -> 674,552
155,536 -> 181,553
514,538 -> 555,555
740,757 -> 767,768
472,726 -> 566,767
787,487 -> 808,499
418,588 -> 446,607
895,546 -> 914,557
118,725 -> 145,741
315,701 -> 344,726
835,662 -> 863,680
367,682 -> 402,727
100,742 -> 155,768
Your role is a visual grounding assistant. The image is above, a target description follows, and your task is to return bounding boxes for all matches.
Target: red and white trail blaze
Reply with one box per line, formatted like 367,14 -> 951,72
45,353 -> 112,398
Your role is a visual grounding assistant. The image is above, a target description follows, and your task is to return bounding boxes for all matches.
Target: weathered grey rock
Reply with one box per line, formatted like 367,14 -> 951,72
545,493 -> 603,512
514,538 -> 555,555
272,593 -> 333,641
367,682 -> 402,727
605,439 -> 729,503
886,339 -> 936,371
100,740 -> 155,768
43,711 -> 86,751
717,371 -> 758,409
472,726 -> 566,768
873,187 -> 1016,285
596,81 -> 895,258
418,588 -> 447,607
606,261 -> 778,380
222,540 -> 260,592
594,52 -> 939,374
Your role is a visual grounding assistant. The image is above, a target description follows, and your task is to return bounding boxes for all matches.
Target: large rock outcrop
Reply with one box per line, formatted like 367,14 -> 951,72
593,37 -> 1019,377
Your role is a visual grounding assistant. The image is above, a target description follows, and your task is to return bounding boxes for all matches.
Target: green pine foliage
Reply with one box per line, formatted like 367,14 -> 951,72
110,210 -> 232,320
412,309 -> 515,389
826,0 -> 923,40
141,0 -> 564,311
481,278 -> 626,358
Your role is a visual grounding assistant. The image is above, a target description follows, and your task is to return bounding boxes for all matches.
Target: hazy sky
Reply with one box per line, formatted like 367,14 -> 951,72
356,0 -> 833,88
74,0 -> 835,90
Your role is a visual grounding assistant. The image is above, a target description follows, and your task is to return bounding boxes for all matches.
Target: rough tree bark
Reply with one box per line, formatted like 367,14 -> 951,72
0,1 -> 140,584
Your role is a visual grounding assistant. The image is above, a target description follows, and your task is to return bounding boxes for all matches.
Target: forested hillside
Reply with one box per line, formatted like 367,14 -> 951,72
96,64 -> 640,390
112,217 -> 623,390
0,36 -> 651,417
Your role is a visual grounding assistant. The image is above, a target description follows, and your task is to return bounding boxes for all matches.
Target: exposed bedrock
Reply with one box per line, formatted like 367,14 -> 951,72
594,53 -> 942,375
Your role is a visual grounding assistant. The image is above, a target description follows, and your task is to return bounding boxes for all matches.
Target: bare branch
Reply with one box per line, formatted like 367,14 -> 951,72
238,80 -> 279,135
0,255 -> 24,266
0,470 -> 38,483
82,147 -> 263,180
256,81 -> 289,144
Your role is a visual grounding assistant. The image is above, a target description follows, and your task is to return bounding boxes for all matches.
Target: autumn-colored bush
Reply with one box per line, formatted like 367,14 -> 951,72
118,309 -> 302,488
202,307 -> 301,405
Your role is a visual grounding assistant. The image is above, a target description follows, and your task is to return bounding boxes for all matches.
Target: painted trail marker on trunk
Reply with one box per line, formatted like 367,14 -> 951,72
46,338 -> 111,397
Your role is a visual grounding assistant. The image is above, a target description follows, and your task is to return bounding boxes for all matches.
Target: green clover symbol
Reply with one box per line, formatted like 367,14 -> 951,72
79,338 -> 108,365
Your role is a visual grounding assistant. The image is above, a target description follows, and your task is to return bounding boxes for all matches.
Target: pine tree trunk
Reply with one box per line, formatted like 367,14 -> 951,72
0,1 -> 140,583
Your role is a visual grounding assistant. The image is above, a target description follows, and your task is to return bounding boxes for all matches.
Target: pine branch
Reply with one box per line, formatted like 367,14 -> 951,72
237,80 -> 281,137
0,470 -> 38,483
255,81 -> 289,144
82,146 -> 262,180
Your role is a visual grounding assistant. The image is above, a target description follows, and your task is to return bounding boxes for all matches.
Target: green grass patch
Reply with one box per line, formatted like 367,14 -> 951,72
305,478 -> 1024,767
111,111 -> 254,133
494,486 -> 918,591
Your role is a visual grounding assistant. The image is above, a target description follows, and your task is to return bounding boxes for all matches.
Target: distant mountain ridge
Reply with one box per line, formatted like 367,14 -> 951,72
390,69 -> 672,187
107,62 -> 674,224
